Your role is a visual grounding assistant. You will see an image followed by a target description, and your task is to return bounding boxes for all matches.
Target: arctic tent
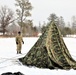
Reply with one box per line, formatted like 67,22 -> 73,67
19,22 -> 76,70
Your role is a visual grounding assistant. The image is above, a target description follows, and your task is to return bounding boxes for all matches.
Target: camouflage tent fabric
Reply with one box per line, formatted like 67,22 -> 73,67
19,22 -> 76,70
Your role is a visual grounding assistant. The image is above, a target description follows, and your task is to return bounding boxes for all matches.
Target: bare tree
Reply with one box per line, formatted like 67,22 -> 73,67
0,6 -> 14,35
15,0 -> 32,31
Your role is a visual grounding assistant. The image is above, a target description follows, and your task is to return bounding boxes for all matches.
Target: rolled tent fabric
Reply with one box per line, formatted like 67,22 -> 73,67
19,21 -> 76,70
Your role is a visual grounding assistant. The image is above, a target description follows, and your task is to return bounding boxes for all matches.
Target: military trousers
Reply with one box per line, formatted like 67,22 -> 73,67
17,43 -> 22,54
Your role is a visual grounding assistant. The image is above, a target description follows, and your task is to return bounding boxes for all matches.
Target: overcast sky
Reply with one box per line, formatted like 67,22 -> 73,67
0,0 -> 76,26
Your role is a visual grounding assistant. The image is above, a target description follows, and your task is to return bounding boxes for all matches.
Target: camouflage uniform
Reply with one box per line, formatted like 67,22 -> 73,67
16,32 -> 24,54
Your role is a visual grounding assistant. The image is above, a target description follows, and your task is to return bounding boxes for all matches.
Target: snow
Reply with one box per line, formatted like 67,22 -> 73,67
0,37 -> 76,75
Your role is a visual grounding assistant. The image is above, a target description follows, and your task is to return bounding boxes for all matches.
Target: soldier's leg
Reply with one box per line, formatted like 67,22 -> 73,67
19,44 -> 22,54
17,45 -> 20,54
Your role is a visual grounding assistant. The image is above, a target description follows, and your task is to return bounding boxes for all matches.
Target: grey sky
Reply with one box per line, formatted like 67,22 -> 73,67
0,0 -> 76,26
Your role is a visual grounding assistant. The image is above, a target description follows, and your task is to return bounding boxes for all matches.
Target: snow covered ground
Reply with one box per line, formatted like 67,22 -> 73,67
0,37 -> 76,75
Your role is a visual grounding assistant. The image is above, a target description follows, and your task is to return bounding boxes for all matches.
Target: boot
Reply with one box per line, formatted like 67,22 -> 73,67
19,51 -> 22,54
17,51 -> 19,54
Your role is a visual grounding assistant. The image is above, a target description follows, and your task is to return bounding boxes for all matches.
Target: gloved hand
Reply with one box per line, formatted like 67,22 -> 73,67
22,41 -> 24,44
16,42 -> 18,44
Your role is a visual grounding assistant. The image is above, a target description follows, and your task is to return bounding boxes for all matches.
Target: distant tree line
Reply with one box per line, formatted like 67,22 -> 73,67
41,13 -> 76,37
0,0 -> 38,37
0,0 -> 76,37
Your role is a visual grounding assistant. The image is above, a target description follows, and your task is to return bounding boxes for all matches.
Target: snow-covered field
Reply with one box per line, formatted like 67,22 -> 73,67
0,37 -> 76,75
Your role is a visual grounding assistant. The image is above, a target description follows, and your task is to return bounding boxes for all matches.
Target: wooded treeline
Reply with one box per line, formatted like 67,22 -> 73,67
0,0 -> 76,37
42,13 -> 76,37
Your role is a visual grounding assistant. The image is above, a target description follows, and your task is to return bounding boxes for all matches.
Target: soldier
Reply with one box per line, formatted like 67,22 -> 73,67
16,31 -> 24,54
